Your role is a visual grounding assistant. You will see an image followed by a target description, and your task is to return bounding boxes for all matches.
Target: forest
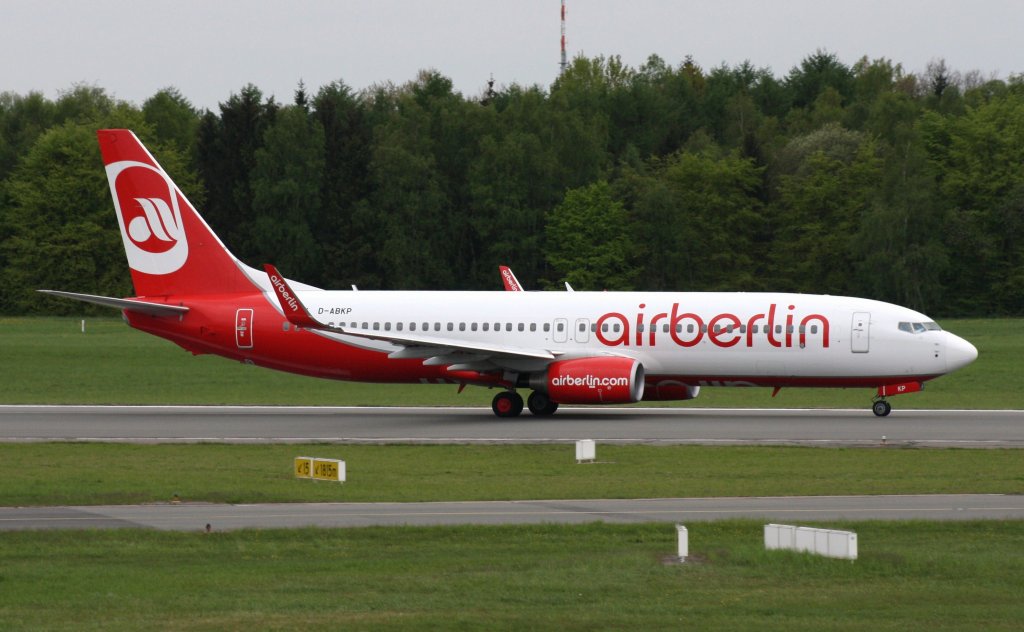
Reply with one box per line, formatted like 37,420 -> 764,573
1,51 -> 1023,317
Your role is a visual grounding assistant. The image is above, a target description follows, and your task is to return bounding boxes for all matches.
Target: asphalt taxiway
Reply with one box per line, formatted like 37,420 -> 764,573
1,405 -> 1021,447
2,494 -> 1022,532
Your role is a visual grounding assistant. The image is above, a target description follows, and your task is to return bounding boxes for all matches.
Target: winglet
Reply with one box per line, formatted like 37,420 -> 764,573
499,265 -> 523,291
264,264 -> 322,329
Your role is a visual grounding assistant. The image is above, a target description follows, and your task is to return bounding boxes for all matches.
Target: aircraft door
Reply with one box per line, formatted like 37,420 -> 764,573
851,312 -> 870,353
553,318 -> 568,343
236,308 -> 254,349
575,318 -> 590,343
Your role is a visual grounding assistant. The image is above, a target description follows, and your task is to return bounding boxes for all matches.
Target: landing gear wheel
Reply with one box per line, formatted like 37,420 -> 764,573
492,391 -> 524,418
872,400 -> 892,417
527,391 -> 559,416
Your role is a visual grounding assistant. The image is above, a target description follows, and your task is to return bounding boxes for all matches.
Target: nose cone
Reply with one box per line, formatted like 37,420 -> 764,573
945,332 -> 979,372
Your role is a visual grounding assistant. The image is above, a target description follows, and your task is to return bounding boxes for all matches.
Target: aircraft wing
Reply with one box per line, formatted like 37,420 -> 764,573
37,290 -> 189,317
264,265 -> 558,370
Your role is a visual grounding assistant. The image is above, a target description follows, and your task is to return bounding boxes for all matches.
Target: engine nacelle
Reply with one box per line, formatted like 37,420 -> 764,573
642,380 -> 701,402
532,357 -> 645,404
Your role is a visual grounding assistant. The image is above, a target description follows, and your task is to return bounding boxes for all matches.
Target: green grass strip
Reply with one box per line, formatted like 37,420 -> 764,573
2,444 -> 1022,506
1,521 -> 1022,630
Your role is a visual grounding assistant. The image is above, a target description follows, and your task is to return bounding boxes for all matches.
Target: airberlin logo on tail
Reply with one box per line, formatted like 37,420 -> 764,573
107,160 -> 188,275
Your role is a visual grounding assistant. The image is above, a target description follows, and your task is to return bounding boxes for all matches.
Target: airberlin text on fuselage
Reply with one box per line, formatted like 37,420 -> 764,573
595,303 -> 830,349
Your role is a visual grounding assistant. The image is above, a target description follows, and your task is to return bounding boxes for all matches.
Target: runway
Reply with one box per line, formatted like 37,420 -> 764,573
2,494 -> 1022,532
1,405 -> 1022,447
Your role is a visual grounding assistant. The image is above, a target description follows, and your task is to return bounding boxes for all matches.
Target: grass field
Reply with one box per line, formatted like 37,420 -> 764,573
2,443 -> 1022,506
1,521 -> 1022,630
2,317 -> 1020,629
0,317 -> 1018,408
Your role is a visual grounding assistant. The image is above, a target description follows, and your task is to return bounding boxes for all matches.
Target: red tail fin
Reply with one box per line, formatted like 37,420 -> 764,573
97,129 -> 254,297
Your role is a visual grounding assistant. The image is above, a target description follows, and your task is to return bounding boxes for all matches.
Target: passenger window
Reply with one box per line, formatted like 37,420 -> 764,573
530,323 -> 537,332
579,323 -> 586,332
459,323 -> 466,331
385,322 -> 392,331
410,322 -> 416,331
663,324 -> 669,333
373,322 -> 380,331
483,323 -> 489,332
612,324 -> 620,333
518,323 -> 524,332
811,325 -> 818,334
638,324 -> 645,333
602,324 -> 609,332
591,323 -> 597,333
447,323 -> 454,331
471,323 -> 478,331
544,323 -> 551,332
396,322 -> 403,331
506,323 -> 512,332
557,323 -> 565,332
362,322 -> 369,329
434,323 -> 441,331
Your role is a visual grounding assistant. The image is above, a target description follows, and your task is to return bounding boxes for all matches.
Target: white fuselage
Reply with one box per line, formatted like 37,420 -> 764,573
289,289 -> 977,386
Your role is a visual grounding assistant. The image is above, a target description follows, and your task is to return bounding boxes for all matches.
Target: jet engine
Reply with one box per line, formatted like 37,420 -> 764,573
530,357 -> 645,404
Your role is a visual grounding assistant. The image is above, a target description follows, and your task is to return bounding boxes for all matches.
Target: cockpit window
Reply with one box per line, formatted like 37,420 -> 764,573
899,321 -> 943,334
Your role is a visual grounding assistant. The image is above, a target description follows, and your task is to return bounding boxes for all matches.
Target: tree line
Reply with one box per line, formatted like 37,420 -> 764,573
2,51 -> 1023,317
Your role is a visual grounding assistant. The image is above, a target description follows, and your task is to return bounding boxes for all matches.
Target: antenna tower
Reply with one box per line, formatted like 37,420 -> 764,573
560,0 -> 567,74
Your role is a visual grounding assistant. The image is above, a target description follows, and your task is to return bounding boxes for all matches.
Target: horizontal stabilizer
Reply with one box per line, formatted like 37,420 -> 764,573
37,290 -> 189,317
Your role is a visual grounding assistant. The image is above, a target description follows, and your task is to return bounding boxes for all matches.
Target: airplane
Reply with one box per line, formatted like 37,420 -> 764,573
41,129 -> 978,418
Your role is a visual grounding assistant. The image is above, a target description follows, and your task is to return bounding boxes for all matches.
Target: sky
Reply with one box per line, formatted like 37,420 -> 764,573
4,0 -> 1024,111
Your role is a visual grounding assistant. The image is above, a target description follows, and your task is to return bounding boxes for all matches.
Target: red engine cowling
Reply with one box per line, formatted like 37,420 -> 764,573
535,357 -> 645,404
642,380 -> 701,402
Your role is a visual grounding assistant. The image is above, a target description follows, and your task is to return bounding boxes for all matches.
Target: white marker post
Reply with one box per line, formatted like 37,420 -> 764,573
676,524 -> 689,562
575,439 -> 595,463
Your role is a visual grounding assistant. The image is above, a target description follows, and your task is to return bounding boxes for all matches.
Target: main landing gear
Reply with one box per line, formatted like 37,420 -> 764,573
871,399 -> 892,417
491,391 -> 559,417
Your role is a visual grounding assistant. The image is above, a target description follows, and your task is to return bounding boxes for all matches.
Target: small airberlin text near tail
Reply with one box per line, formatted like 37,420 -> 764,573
264,264 -> 321,329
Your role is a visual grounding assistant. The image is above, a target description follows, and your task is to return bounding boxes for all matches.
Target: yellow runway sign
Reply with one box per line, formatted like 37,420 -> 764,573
294,456 -> 345,482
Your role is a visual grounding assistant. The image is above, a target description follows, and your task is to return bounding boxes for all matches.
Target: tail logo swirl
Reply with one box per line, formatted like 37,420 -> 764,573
107,161 -> 189,275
